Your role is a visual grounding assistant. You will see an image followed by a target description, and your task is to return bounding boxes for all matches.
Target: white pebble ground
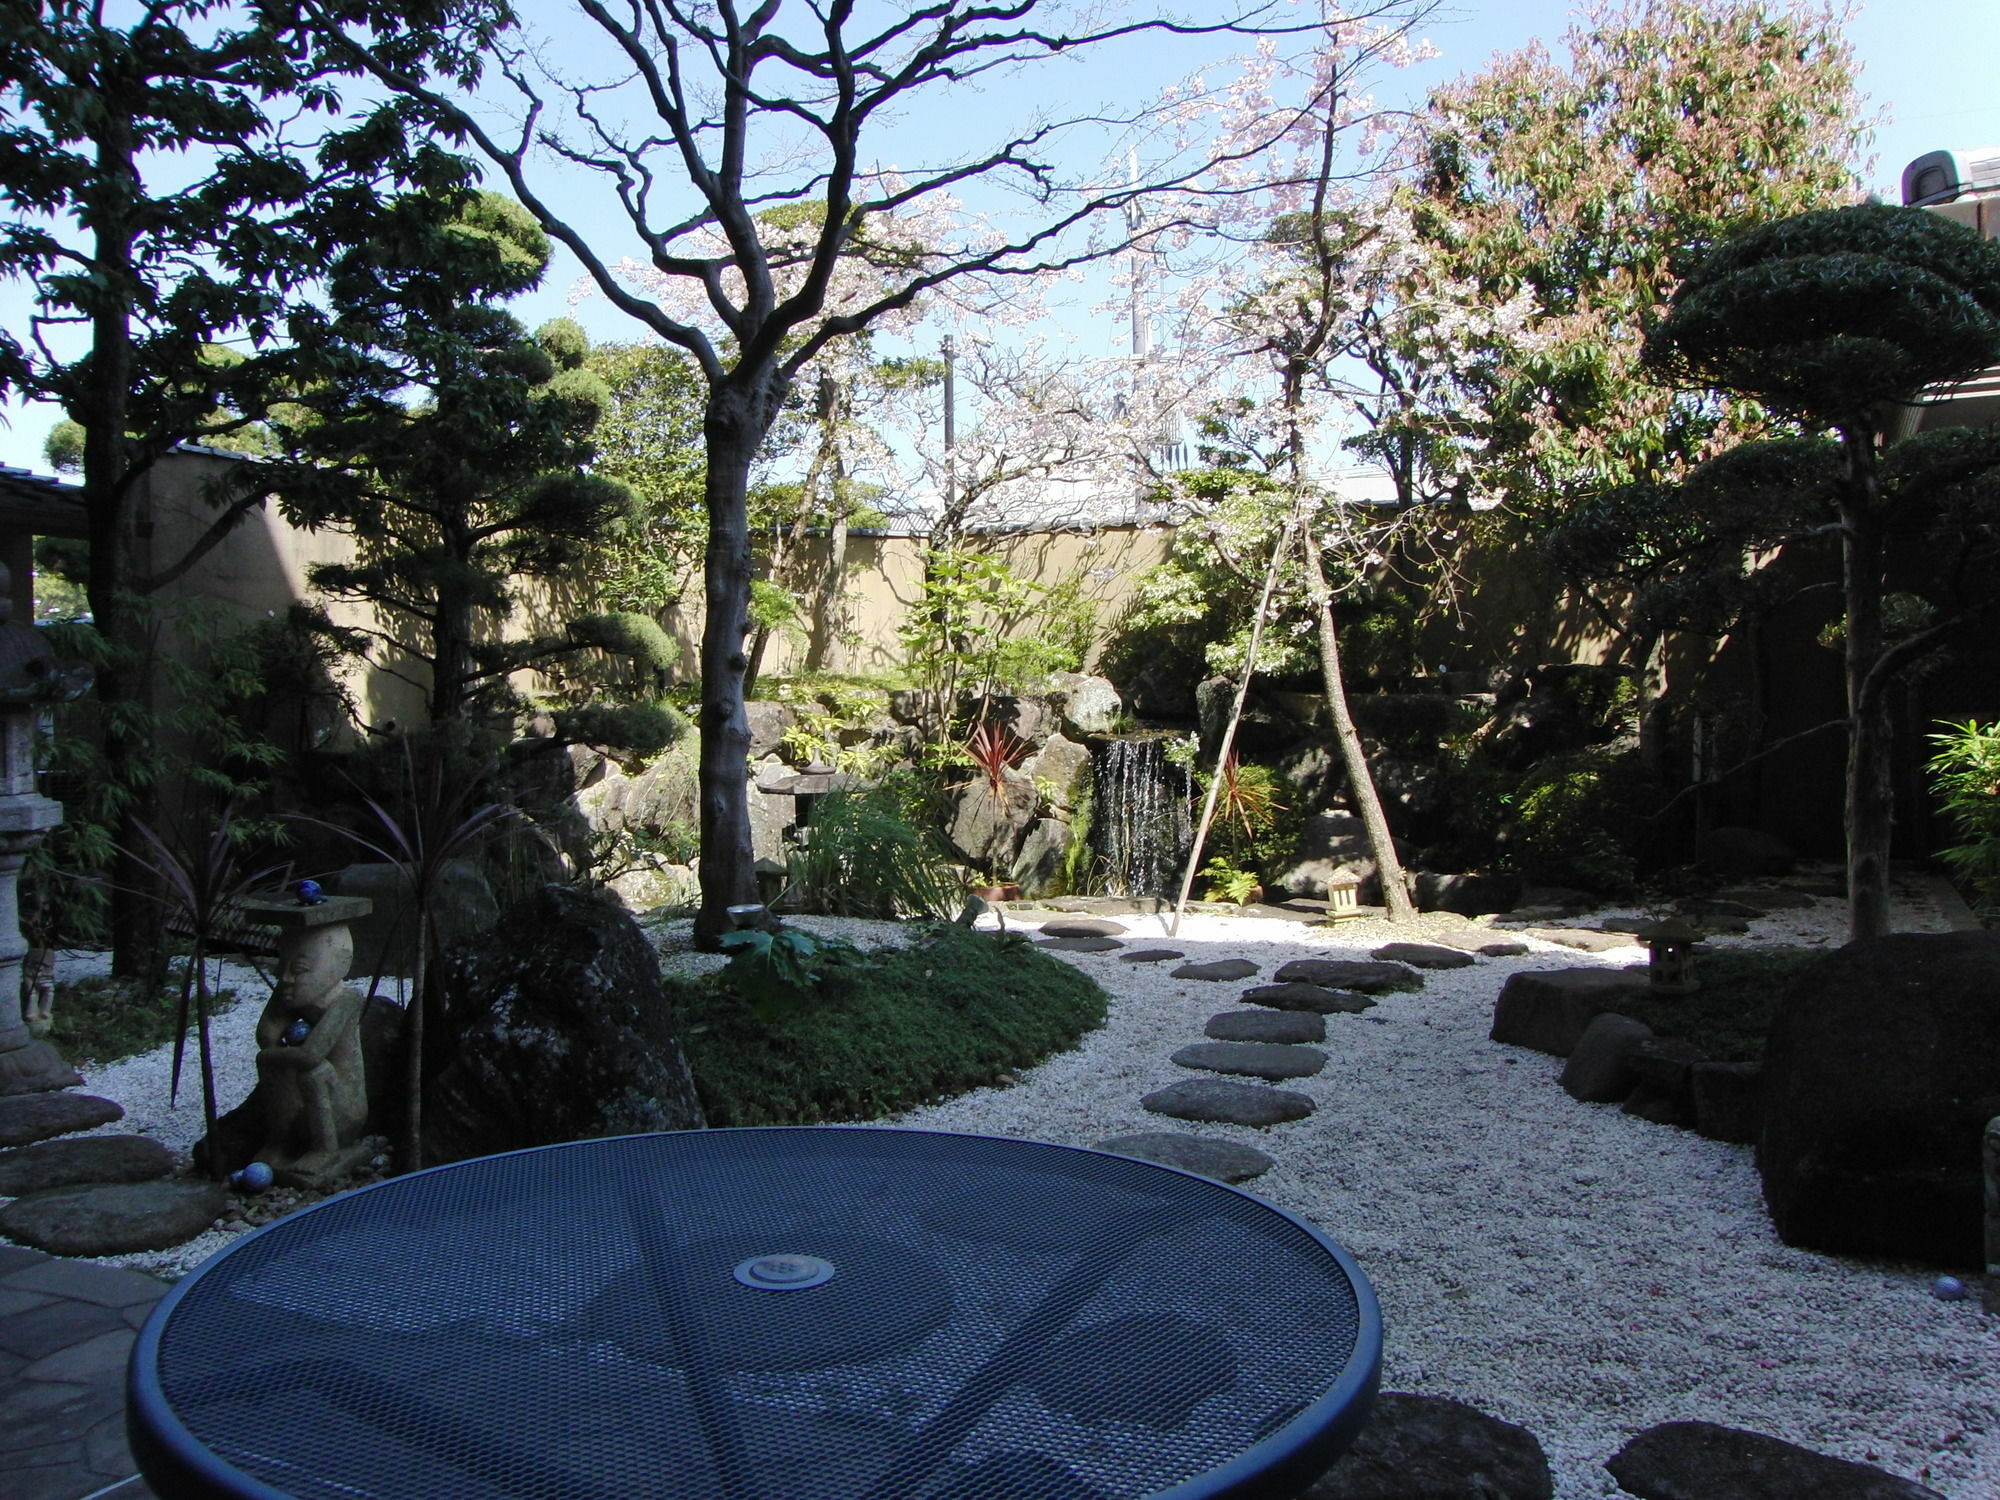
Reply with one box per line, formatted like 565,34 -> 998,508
30,888 -> 1999,1498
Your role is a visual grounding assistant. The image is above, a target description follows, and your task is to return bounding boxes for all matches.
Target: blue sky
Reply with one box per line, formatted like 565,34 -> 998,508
3,0 -> 1997,474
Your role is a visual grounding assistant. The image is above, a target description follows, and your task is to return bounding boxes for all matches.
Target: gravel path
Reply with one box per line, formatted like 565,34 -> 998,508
32,887 -> 1999,1497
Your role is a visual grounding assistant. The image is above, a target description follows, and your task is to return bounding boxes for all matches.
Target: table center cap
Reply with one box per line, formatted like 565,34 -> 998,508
734,1253 -> 835,1290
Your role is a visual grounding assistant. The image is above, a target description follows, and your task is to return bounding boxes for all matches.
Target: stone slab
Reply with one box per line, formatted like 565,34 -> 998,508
1490,968 -> 1653,1057
1241,982 -> 1376,1015
0,1180 -> 226,1257
0,1298 -> 130,1362
0,1136 -> 176,1197
1370,942 -> 1476,970
1171,959 -> 1261,982
19,1328 -> 136,1385
1520,927 -> 1640,953
1141,1079 -> 1314,1127
1273,959 -> 1422,994
1303,1391 -> 1555,1499
0,1093 -> 123,1150
1039,918 -> 1128,938
1119,948 -> 1185,964
1,1259 -> 168,1309
1433,931 -> 1532,957
1033,936 -> 1125,952
1092,1133 -> 1275,1184
1172,1041 -> 1329,1080
1206,1009 -> 1326,1044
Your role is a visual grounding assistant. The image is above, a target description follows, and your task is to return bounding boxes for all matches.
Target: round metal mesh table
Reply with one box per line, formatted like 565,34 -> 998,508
129,1128 -> 1380,1500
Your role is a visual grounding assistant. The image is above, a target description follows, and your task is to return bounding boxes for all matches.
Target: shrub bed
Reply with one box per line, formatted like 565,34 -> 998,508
46,970 -> 244,1068
669,922 -> 1108,1126
1602,945 -> 1825,1063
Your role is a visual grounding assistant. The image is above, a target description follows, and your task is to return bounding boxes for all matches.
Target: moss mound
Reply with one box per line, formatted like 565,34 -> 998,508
670,922 -> 1108,1126
1603,945 -> 1825,1063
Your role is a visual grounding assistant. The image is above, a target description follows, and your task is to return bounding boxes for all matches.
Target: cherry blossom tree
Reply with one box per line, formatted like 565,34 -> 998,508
297,0 -> 1431,942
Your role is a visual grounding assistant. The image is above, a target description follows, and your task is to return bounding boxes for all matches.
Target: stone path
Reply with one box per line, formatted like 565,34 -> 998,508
0,1245 -> 164,1499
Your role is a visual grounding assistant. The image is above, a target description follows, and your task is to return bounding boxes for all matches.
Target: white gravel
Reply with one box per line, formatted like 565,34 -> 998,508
24,883 -> 1998,1497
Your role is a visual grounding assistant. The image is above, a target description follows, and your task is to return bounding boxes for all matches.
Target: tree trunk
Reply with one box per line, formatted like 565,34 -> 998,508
81,119 -> 156,980
804,484 -> 849,674
1839,425 -> 1892,942
694,378 -> 786,947
1301,524 -> 1415,922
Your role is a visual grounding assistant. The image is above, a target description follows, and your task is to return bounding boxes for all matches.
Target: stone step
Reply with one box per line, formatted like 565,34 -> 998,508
1118,948 -> 1185,964
1206,1009 -> 1326,1044
0,1180 -> 226,1257
1039,918 -> 1128,938
1092,1132 -> 1274,1184
1033,936 -> 1125,952
1274,959 -> 1422,994
1370,941 -> 1477,970
1242,982 -> 1375,1015
0,1136 -> 175,1197
1171,959 -> 1260,982
0,1092 -> 124,1150
1171,1041 -> 1328,1081
1141,1079 -> 1314,1127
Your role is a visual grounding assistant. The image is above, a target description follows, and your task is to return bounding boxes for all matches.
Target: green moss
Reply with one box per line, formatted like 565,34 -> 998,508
1607,946 -> 1825,1063
671,922 -> 1108,1125
47,971 -> 242,1069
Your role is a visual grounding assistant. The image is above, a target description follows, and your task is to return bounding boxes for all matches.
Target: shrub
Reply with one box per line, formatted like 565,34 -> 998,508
786,784 -> 964,920
1506,747 -> 1660,894
671,922 -> 1107,1124
1927,719 -> 2000,913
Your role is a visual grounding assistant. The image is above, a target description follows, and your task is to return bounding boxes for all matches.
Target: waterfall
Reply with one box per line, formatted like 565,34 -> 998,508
1093,737 -> 1194,898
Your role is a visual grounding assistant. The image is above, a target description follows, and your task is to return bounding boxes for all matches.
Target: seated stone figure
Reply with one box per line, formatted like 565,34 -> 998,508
253,916 -> 372,1189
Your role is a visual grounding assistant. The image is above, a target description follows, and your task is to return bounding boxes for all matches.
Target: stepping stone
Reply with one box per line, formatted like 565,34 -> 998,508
1119,948 -> 1185,964
1034,936 -> 1125,952
1093,1133 -> 1274,1184
0,1092 -> 123,1150
1679,897 -> 1767,919
1171,958 -> 1260,982
1719,885 -> 1815,909
1370,941 -> 1476,970
1040,918 -> 1127,938
1432,931 -> 1531,957
0,1179 -> 226,1257
1273,959 -> 1422,994
1595,917 -> 1655,934
1605,1420 -> 1946,1500
1307,1392 -> 1555,1500
1206,1009 -> 1325,1044
0,1136 -> 175,1197
1520,926 -> 1639,953
1172,1041 -> 1328,1080
1242,982 -> 1375,1015
1142,1079 -> 1314,1127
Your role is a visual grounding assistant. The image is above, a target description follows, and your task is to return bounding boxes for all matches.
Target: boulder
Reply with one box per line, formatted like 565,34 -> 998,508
1758,932 -> 2000,1267
1622,1037 -> 1707,1128
1302,1392 -> 1554,1500
0,1136 -> 174,1196
1490,968 -> 1653,1057
576,740 -> 700,837
1011,818 -> 1072,896
1119,655 -> 1199,723
1268,812 -> 1414,904
1047,671 -> 1123,737
1274,959 -> 1422,994
1197,677 -> 1301,752
946,775 -> 1039,872
0,1179 -> 226,1256
323,859 -> 499,981
742,700 -> 797,759
1698,826 -> 1796,879
1559,1013 -> 1654,1103
1692,1061 -> 1762,1145
425,884 -> 705,1167
1605,1421 -> 1944,1500
750,785 -> 796,865
1025,733 -> 1092,810
1415,871 -> 1524,917
1092,1133 -> 1274,1184
0,1091 -> 122,1149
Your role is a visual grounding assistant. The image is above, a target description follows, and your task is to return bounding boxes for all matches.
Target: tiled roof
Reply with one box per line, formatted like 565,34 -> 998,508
0,464 -> 86,537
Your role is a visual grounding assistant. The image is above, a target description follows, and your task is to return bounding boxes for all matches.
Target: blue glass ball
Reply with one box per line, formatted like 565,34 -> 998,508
295,878 -> 325,906
1931,1276 -> 1969,1301
232,1162 -> 274,1193
282,1018 -> 312,1047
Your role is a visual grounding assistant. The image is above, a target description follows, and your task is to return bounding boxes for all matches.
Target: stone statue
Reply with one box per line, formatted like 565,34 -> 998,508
248,898 -> 374,1189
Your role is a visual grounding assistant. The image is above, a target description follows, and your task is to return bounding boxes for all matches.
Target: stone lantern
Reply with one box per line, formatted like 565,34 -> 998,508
0,563 -> 92,1096
1638,917 -> 1701,994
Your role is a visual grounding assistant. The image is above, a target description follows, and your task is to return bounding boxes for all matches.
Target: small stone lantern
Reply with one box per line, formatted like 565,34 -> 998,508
1638,917 -> 1701,994
0,564 -> 91,1097
1325,873 -> 1362,922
